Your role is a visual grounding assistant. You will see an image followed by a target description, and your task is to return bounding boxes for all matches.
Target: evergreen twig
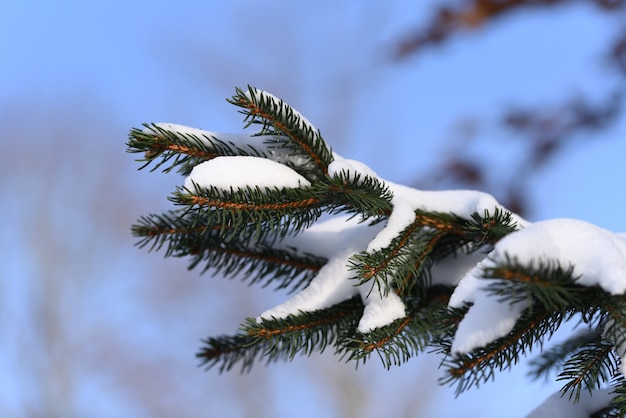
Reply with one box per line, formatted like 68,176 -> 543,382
172,184 -> 323,242
130,87 -> 625,416
228,86 -> 334,181
127,123 -> 263,174
319,170 -> 394,218
558,340 -> 619,403
349,211 -> 469,296
345,286 -> 453,368
440,309 -> 569,394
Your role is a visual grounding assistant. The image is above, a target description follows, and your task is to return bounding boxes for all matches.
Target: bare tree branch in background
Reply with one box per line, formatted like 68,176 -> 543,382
392,0 -> 626,217
392,0 -> 625,59
418,91 -> 623,215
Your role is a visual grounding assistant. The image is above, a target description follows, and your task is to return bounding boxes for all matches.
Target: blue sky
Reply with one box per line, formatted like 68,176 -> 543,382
3,1 -> 623,220
2,1 -> 625,417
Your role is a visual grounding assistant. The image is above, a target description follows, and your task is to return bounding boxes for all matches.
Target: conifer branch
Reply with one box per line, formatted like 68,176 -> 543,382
463,208 -> 519,247
172,185 -> 324,241
133,211 -> 326,291
132,210 -> 204,254
416,211 -> 467,234
228,86 -> 334,181
441,309 -> 567,394
345,286 -> 453,368
348,315 -> 417,367
196,334 -> 268,373
395,234 -> 441,295
189,243 -> 325,293
320,170 -> 394,218
601,298 -> 626,351
245,297 -> 362,355
607,378 -> 626,416
442,253 -> 626,401
350,230 -> 437,297
482,255 -> 595,311
180,194 -> 321,212
130,88 -> 626,416
528,329 -> 600,381
198,298 -> 363,373
350,211 -> 470,296
558,340 -> 619,403
128,123 -> 259,174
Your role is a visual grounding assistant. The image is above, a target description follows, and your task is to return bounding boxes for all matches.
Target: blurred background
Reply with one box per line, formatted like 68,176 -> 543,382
1,1 -> 625,417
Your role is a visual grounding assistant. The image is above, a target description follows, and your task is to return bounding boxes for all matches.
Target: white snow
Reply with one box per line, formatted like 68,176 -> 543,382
257,213 -> 406,332
358,288 -> 406,332
449,218 -> 626,354
430,246 -> 489,287
164,113 -> 626,350
184,156 -> 310,191
254,154 -> 528,332
146,122 -> 269,150
146,123 -> 314,167
275,213 -> 381,258
164,126 -> 529,333
449,258 -> 527,353
367,183 -> 528,253
328,158 -> 378,182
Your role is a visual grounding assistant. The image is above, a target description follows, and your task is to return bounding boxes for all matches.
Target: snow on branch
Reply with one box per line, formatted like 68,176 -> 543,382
449,219 -> 626,355
130,86 -> 626,415
185,156 -> 311,191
